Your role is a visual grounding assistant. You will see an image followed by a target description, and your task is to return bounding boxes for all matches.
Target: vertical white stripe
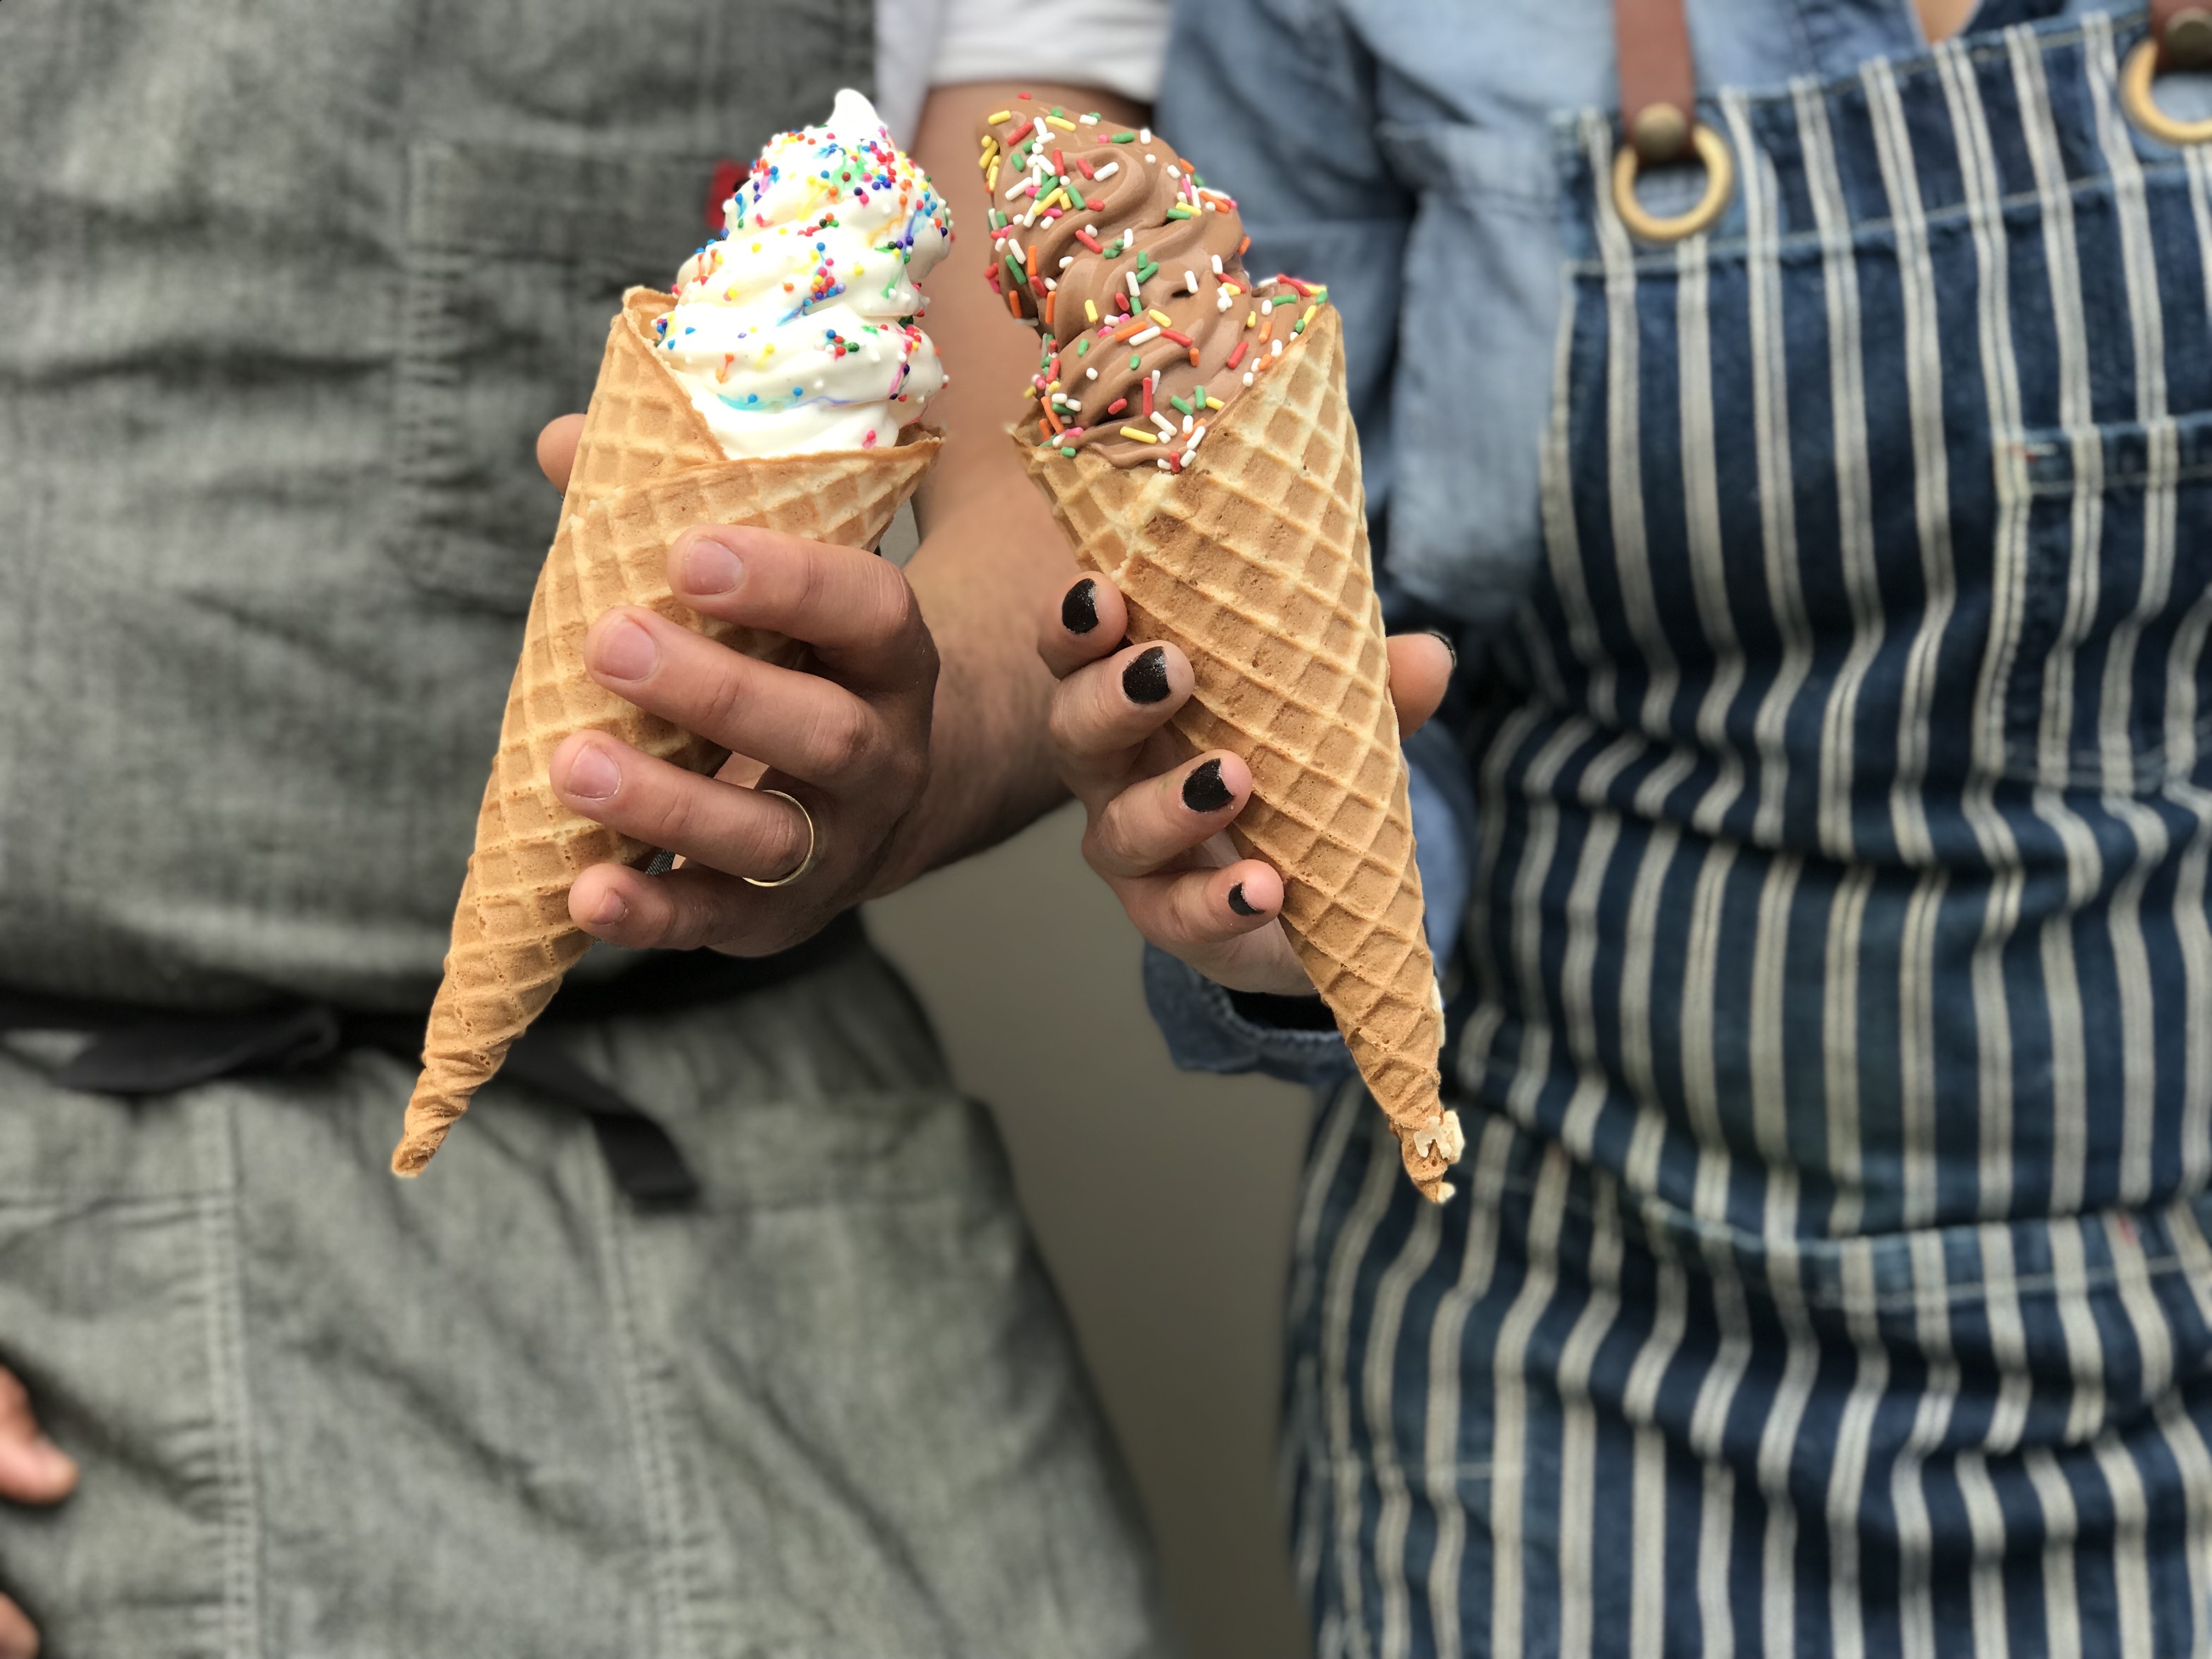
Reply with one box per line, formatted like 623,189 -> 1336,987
2173,786 -> 2212,1196
1559,746 -> 1642,1163
1891,1229 -> 1963,1659
1689,1244 -> 1753,1659
2048,1220 -> 2110,1453
1622,1225 -> 1690,1659
1424,1113 -> 1519,1657
1862,58 -> 1955,870
1823,1242 -> 1888,1659
1589,120 -> 1679,741
1794,76 -> 1884,868
2010,31 -> 2109,1218
1756,1242 -> 1820,1659
1368,1198 -> 1443,1659
2025,1443 -> 2087,1659
2084,13 -> 2177,1207
1718,91 -> 1815,851
1457,703 -> 1548,1107
1899,870 -> 1949,1229
1288,1079 -> 1369,1618
1556,1176 -> 1628,1659
1675,229 -> 1752,840
2169,145 -> 2212,777
1681,844 -> 1742,1225
1488,1150 -> 1573,1659
1934,38 -> 2030,1224
1323,1101 -> 1410,1650
2097,1208 -> 2171,1657
1794,76 -> 1878,1239
1824,866 -> 1875,1237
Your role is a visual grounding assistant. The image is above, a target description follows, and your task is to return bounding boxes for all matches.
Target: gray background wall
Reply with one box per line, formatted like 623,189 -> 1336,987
867,500 -> 1317,1659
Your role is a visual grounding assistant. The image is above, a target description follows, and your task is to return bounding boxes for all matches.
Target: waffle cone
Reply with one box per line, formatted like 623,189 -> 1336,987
395,289 -> 940,1177
1017,307 -> 1459,1201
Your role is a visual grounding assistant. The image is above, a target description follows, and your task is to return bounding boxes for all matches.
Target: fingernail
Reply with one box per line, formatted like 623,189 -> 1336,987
1228,882 -> 1261,917
589,890 -> 628,927
1061,577 -> 1101,634
1182,758 -> 1232,812
1427,629 -> 1459,670
1122,645 -> 1170,704
594,617 -> 657,681
682,537 -> 744,595
565,744 -> 620,800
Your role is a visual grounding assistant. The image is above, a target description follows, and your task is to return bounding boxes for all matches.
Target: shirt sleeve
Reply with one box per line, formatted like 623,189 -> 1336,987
1142,719 -> 1476,1088
927,0 -> 1173,100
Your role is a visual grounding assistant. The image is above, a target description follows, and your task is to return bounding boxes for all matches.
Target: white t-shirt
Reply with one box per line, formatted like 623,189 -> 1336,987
873,0 -> 1172,144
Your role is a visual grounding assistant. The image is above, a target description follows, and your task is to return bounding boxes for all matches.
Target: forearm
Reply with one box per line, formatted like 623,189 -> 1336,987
873,481 -> 1075,891
862,79 -> 1148,895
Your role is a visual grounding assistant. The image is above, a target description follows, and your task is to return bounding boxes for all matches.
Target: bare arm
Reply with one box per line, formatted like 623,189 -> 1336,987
862,80 -> 1150,896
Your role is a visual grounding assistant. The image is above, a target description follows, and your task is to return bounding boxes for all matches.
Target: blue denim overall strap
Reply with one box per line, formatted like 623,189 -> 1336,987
1278,11 -> 2212,1655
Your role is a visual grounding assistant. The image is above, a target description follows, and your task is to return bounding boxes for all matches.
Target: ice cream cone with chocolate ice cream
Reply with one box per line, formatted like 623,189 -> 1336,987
395,90 -> 946,1178
981,101 -> 1460,1201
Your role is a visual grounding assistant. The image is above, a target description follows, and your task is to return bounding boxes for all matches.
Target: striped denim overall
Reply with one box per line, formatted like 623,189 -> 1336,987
1286,12 -> 2212,1656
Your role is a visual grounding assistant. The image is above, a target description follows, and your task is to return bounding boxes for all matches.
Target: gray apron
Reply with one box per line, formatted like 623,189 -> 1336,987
0,4 -> 1165,1652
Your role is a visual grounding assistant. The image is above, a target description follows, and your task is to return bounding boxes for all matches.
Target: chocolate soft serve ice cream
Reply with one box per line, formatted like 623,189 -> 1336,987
982,98 -> 1462,1203
977,100 -> 1322,470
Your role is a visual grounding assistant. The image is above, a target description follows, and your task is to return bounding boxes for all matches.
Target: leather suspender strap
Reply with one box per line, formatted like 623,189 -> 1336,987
1613,0 -> 1698,163
2151,0 -> 2212,69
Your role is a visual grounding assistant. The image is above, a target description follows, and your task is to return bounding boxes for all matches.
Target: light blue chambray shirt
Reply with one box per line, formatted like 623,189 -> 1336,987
1140,0 -> 2172,1076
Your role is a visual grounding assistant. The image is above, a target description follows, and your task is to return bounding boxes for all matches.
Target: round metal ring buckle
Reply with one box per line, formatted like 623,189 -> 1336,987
2122,15 -> 2212,147
1611,121 -> 1735,244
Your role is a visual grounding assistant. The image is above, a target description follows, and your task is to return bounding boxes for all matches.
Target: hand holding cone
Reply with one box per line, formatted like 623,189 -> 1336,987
395,290 -> 938,1176
981,101 -> 1461,1200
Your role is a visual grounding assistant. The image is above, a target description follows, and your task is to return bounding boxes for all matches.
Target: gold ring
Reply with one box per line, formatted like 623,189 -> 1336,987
741,789 -> 821,889
1610,122 -> 1735,245
2121,36 -> 2212,146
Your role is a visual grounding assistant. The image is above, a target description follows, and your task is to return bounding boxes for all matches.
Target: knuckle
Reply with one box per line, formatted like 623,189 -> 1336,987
808,701 -> 876,781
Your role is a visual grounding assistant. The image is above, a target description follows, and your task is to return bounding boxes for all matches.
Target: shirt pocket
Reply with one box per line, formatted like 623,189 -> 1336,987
391,140 -> 734,611
1995,409 -> 2212,790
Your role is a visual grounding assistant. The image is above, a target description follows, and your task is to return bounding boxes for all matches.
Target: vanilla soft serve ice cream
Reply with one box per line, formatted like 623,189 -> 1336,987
656,90 -> 951,458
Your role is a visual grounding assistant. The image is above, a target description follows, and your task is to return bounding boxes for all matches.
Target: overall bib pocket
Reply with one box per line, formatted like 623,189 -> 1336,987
2000,407 -> 2212,790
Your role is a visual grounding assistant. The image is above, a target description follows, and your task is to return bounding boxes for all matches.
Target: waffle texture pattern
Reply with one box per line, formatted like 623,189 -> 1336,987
397,290 -> 939,1175
1018,307 -> 1459,1200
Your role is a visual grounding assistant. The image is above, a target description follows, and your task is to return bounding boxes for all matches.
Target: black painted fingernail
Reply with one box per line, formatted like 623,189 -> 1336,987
1427,629 -> 1459,670
1228,882 -> 1261,917
1122,645 -> 1170,704
1062,577 -> 1100,634
1182,758 -> 1232,812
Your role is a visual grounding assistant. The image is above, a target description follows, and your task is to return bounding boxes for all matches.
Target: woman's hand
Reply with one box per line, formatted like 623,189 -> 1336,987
533,416 -> 936,956
1036,571 -> 1453,995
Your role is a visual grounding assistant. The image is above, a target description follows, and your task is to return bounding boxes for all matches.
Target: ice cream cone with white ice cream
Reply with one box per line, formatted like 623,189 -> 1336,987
395,90 -> 947,1177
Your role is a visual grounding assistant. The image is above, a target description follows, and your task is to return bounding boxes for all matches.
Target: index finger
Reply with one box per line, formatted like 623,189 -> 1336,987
668,524 -> 933,691
1037,572 -> 1131,680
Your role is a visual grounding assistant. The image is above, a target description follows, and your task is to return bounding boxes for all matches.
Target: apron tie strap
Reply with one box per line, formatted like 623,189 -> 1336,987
0,909 -> 868,1208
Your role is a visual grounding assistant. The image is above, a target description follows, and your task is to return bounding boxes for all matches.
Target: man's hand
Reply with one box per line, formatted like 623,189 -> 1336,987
533,416 -> 936,956
1037,572 -> 1452,995
0,1365 -> 78,1657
